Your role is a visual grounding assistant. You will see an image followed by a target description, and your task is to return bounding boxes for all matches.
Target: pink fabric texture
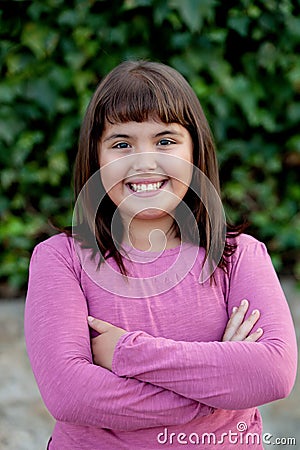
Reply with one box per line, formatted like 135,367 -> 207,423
24,233 -> 297,449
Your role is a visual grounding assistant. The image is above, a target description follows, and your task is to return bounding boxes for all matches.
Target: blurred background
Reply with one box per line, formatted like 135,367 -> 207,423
1,0 -> 300,295
0,0 -> 299,448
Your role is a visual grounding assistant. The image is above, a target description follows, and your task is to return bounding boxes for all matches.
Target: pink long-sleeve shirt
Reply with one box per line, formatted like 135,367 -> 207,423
24,233 -> 297,449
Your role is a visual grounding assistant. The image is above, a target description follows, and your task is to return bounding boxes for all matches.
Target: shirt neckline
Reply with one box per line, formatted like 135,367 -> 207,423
120,241 -> 196,261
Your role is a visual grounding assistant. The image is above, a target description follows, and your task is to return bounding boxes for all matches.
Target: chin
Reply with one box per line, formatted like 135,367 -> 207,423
133,208 -> 169,220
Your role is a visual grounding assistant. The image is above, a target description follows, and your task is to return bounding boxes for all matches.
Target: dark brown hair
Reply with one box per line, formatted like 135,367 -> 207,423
69,60 -> 245,277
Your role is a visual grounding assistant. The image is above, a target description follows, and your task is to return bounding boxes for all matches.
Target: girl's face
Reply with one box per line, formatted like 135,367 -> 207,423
99,120 -> 193,221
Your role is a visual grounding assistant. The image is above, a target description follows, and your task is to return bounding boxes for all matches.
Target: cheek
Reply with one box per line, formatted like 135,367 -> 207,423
173,179 -> 190,198
100,157 -> 128,194
99,167 -> 122,208
168,159 -> 193,192
101,167 -> 118,192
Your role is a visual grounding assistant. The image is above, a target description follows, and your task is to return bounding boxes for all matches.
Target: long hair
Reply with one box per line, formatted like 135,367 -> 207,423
69,60 -> 245,277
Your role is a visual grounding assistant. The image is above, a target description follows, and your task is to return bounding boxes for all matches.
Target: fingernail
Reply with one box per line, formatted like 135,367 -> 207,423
88,316 -> 94,323
232,306 -> 238,314
256,328 -> 263,333
241,299 -> 248,307
252,309 -> 259,315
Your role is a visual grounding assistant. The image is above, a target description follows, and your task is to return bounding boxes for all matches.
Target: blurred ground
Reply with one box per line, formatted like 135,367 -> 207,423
0,298 -> 54,449
0,277 -> 299,449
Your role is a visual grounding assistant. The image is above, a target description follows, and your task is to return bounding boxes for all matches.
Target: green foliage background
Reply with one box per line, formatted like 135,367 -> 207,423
0,0 -> 300,295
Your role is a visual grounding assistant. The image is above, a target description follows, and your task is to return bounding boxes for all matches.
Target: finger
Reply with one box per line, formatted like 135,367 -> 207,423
230,309 -> 260,341
244,328 -> 263,342
87,316 -> 112,333
223,300 -> 249,341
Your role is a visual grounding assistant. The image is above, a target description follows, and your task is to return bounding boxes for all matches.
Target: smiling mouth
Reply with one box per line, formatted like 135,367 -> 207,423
127,180 -> 167,193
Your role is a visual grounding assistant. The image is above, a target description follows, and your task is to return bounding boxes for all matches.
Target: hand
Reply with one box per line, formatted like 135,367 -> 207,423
222,299 -> 263,342
88,317 -> 127,370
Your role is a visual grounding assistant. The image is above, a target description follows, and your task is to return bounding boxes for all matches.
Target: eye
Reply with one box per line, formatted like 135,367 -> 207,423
158,138 -> 175,146
112,142 -> 131,149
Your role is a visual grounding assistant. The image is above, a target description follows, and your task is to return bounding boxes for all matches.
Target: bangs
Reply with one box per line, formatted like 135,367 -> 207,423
100,68 -> 191,127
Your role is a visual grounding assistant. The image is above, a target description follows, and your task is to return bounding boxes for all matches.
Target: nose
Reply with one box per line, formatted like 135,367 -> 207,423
132,151 -> 158,172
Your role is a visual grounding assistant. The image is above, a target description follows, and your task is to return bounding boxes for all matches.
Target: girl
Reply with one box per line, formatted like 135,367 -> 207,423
25,61 -> 297,449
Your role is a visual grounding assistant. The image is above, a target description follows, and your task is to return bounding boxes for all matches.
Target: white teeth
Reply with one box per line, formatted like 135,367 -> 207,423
129,181 -> 164,192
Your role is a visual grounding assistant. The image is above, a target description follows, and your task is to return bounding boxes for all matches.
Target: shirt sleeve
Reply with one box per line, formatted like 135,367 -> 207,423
112,238 -> 298,410
24,239 -> 213,431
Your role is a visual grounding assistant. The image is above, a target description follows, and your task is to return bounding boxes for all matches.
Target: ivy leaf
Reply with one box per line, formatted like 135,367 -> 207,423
170,0 -> 217,32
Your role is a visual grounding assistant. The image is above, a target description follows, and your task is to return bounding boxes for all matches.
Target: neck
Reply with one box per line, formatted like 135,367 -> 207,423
121,215 -> 180,251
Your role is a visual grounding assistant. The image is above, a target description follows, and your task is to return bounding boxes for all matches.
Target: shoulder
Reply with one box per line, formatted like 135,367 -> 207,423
31,233 -> 81,272
226,232 -> 267,251
34,232 -> 75,256
234,233 -> 265,249
227,233 -> 272,272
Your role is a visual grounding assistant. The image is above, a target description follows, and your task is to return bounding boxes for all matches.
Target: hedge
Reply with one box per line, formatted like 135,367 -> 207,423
0,0 -> 299,295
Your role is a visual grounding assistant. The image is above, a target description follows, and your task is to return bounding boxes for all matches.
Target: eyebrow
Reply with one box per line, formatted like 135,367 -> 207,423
103,130 -> 184,142
154,130 -> 184,138
103,134 -> 130,142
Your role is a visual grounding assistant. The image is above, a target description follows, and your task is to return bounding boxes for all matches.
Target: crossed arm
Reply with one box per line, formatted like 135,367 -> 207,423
88,299 -> 263,371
